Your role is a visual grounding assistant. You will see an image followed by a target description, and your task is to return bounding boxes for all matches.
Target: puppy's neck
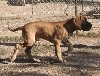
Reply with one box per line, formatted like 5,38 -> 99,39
63,18 -> 76,34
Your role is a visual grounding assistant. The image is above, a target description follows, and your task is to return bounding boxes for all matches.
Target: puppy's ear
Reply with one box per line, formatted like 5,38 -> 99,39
73,15 -> 82,29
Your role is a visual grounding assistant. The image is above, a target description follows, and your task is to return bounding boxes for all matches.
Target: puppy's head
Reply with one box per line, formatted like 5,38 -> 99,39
74,15 -> 92,31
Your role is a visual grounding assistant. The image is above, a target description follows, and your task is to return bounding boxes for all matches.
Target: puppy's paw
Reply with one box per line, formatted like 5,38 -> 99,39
2,60 -> 14,64
29,58 -> 41,63
33,58 -> 41,62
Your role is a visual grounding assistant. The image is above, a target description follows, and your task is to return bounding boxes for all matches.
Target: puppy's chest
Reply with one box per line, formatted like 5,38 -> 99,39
53,27 -> 68,40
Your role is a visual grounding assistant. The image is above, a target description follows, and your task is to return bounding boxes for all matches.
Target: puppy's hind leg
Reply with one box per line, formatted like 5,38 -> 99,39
10,44 -> 23,62
25,46 -> 33,62
24,33 -> 40,63
25,45 -> 41,63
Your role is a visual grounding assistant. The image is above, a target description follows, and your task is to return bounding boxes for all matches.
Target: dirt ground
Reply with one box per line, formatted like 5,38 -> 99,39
0,1 -> 100,76
0,37 -> 100,76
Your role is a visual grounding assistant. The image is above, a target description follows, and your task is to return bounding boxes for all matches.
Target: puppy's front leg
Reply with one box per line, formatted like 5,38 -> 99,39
54,39 -> 63,63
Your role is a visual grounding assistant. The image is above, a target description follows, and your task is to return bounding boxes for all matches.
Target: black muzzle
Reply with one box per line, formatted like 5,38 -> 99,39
81,21 -> 92,31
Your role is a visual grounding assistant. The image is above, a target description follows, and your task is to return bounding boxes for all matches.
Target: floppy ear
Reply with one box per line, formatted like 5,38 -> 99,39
73,15 -> 82,29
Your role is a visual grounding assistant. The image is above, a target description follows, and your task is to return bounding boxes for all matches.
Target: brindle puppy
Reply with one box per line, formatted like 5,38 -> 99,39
8,15 -> 92,63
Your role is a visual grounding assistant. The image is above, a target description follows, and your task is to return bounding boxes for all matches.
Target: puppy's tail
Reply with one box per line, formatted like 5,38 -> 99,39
7,21 -> 23,32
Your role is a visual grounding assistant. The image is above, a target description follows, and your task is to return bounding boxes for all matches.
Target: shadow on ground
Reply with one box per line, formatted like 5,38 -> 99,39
1,42 -> 100,49
61,43 -> 100,49
65,51 -> 100,70
73,44 -> 100,49
0,43 -> 100,71
1,71 -> 48,76
0,51 -> 100,71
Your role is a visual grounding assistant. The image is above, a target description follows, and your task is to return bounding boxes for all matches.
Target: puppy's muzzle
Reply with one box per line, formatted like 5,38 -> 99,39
81,21 -> 92,31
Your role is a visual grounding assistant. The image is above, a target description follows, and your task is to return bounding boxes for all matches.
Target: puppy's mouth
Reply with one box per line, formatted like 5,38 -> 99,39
81,22 -> 92,31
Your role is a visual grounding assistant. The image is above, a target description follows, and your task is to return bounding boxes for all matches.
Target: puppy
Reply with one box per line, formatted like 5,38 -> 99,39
8,15 -> 92,63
